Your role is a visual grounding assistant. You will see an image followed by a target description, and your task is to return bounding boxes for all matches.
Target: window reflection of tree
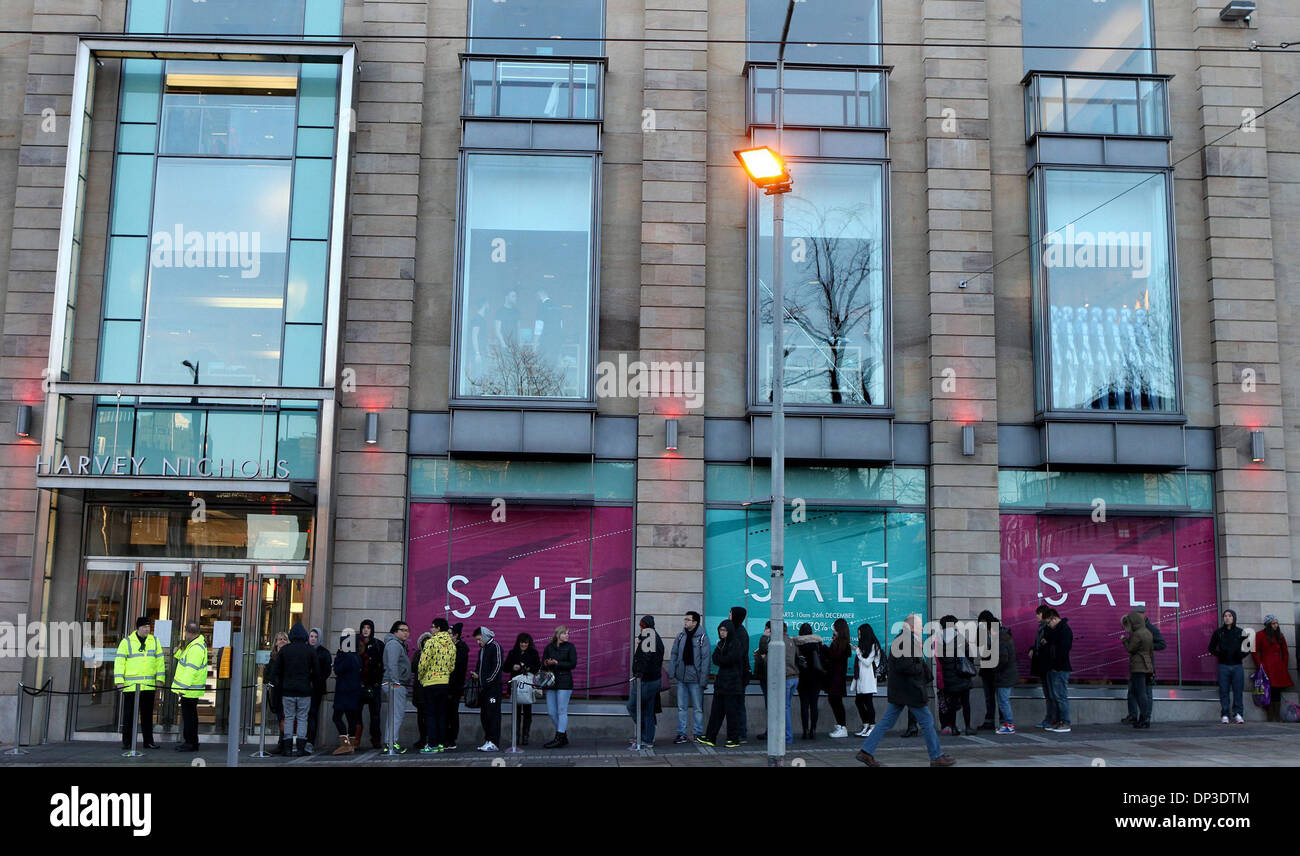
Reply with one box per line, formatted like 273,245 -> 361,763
761,199 -> 883,405
465,337 -> 565,398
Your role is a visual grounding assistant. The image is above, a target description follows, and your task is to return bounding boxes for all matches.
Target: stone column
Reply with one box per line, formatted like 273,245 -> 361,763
922,0 -> 1001,622
1192,2 -> 1294,634
634,0 -> 709,619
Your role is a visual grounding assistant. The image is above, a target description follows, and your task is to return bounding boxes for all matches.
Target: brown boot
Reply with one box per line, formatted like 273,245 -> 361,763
352,724 -> 365,748
332,735 -> 354,755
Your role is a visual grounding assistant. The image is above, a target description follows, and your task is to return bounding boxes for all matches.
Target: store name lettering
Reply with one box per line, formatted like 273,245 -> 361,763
743,558 -> 889,604
446,575 -> 593,620
36,455 -> 291,479
1037,562 -> 1180,608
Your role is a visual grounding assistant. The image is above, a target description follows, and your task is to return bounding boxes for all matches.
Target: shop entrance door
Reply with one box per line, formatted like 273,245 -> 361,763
197,564 -> 248,734
246,565 -> 308,737
138,563 -> 191,733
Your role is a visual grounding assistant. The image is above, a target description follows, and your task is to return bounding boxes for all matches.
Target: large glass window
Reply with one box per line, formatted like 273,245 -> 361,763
168,0 -> 306,36
1034,169 -> 1178,413
750,67 -> 886,128
142,159 -> 291,387
1022,0 -> 1154,74
756,161 -> 887,407
160,62 -> 298,157
457,154 -> 595,400
748,0 -> 880,66
468,0 -> 603,57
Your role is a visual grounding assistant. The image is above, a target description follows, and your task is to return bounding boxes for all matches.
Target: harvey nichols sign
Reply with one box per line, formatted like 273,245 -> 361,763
36,454 -> 291,479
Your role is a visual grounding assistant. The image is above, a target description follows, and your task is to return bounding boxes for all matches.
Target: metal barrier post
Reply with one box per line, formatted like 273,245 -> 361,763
40,679 -> 51,745
251,678 -> 272,758
6,682 -> 27,755
506,678 -> 521,754
384,685 -> 398,755
632,676 -> 641,751
122,689 -> 143,757
226,633 -> 243,768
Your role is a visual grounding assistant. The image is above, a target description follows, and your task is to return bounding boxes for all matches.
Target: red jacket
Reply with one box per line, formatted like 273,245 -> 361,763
1254,630 -> 1294,689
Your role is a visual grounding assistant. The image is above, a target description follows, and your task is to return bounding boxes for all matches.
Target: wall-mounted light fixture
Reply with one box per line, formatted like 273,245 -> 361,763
1219,0 -> 1255,23
1250,429 -> 1265,463
961,424 -> 975,457
15,405 -> 31,438
365,411 -> 379,446
665,419 -> 679,452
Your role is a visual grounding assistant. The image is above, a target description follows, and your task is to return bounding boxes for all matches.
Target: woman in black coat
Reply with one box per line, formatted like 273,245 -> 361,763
824,618 -> 852,737
331,633 -> 362,754
541,626 -> 578,748
937,615 -> 975,735
504,632 -> 542,745
699,620 -> 745,747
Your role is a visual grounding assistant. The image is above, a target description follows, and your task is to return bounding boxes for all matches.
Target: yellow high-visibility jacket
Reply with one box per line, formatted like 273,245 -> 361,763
171,635 -> 209,699
114,632 -> 165,693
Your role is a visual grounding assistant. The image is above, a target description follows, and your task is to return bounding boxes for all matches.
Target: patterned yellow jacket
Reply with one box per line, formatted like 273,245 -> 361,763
417,631 -> 456,687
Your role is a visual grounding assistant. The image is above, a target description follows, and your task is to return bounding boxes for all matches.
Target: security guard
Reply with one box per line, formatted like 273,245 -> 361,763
114,616 -> 165,749
171,621 -> 208,752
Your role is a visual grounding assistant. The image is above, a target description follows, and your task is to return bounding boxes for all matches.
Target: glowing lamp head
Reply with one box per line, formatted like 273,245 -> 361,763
735,146 -> 791,190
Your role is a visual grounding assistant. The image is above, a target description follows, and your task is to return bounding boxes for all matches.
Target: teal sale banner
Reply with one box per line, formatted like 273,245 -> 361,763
703,507 -> 928,652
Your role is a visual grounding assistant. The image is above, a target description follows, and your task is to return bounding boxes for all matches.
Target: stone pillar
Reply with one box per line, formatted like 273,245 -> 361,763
328,0 -> 426,639
1192,2 -> 1294,635
922,0 -> 1001,622
634,0 -> 708,619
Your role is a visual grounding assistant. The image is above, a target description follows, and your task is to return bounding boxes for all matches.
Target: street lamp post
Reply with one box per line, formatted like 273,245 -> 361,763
735,0 -> 796,767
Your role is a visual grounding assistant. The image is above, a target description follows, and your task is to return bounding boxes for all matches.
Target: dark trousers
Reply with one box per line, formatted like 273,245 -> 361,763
512,703 -> 533,744
855,693 -> 876,726
1127,672 -> 1155,721
446,687 -> 463,745
180,696 -> 199,746
332,707 -> 359,737
981,679 -> 997,724
798,684 -> 820,734
307,691 -> 324,744
706,692 -> 744,742
828,694 -> 847,727
413,694 -> 427,746
481,692 -> 502,745
940,689 -> 972,731
738,682 -> 748,737
120,690 -> 155,747
361,687 -> 382,745
425,684 -> 449,747
1129,672 -> 1152,723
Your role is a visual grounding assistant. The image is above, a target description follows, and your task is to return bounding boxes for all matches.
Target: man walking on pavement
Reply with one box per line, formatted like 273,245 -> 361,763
114,616 -> 165,750
855,614 -> 955,768
670,611 -> 710,744
170,620 -> 207,752
381,620 -> 412,753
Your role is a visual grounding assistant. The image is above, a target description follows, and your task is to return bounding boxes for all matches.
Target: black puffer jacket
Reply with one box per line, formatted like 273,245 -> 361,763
358,620 -> 384,688
885,629 -> 932,708
542,640 -> 577,690
271,623 -> 317,698
711,621 -> 746,695
1043,619 -> 1073,672
1208,616 -> 1248,666
938,628 -> 973,693
993,627 -> 1020,688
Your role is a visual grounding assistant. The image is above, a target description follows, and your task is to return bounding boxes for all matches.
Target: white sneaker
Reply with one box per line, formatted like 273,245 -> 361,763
1234,714 -> 1245,724
1220,716 -> 1229,724
477,741 -> 499,752
829,725 -> 848,738
855,725 -> 871,737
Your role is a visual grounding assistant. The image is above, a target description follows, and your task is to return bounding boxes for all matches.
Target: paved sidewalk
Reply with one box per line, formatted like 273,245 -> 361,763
3,721 -> 1297,767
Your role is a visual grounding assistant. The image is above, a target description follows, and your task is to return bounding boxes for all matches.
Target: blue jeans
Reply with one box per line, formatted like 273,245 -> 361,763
859,702 -> 943,761
676,682 -> 705,737
1046,671 -> 1070,724
546,688 -> 572,733
995,687 -> 1014,725
784,677 -> 799,742
627,678 -> 660,744
1217,664 -> 1244,717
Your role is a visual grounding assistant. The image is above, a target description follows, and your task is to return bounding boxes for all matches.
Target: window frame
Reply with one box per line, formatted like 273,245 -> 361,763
449,148 -> 603,409
744,62 -> 892,131
746,153 -> 894,415
1022,70 -> 1172,141
745,0 -> 884,68
460,54 -> 606,122
1028,163 -> 1185,422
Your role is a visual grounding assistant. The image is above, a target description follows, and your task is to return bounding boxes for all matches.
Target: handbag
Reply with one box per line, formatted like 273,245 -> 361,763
534,669 -> 556,689
511,674 -> 535,706
957,657 -> 978,678
464,675 -> 482,709
1251,667 -> 1271,708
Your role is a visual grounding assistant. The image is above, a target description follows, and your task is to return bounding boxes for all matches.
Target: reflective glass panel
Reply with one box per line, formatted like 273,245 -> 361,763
748,0 -> 879,66
1022,0 -> 1154,74
1065,77 -> 1140,135
134,409 -> 206,474
169,0 -> 306,35
1039,169 -> 1177,412
458,154 -> 594,399
141,158 -> 291,386
161,61 -> 298,157
469,0 -> 603,56
757,161 -> 887,406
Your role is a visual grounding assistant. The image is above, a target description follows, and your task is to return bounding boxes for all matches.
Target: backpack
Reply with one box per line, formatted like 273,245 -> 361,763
1283,701 -> 1300,723
1251,667 -> 1271,708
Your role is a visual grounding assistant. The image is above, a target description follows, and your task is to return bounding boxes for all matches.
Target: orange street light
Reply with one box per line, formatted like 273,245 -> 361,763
735,145 -> 792,194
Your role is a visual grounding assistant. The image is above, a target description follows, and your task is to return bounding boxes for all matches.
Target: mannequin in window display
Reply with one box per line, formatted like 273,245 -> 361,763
468,299 -> 491,373
1089,306 -> 1112,410
1075,304 -> 1096,409
1106,307 -> 1129,410
1061,305 -> 1078,409
495,288 -> 520,351
1134,307 -> 1160,410
1120,306 -> 1142,411
1049,305 -> 1065,407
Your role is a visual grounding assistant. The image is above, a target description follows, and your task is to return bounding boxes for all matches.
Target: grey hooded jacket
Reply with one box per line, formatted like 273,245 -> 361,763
670,627 -> 711,685
383,632 -> 411,686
